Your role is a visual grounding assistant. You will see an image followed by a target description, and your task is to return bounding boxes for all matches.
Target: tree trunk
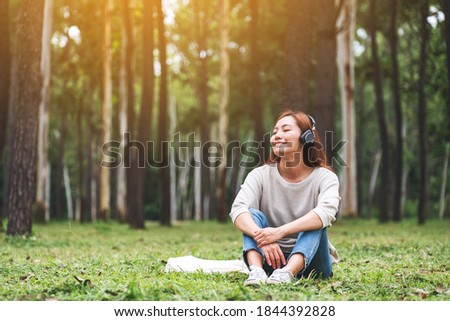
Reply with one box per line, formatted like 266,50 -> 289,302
369,0 -> 390,222
169,97 -> 177,222
54,112 -> 67,220
442,0 -> 450,218
83,84 -> 94,222
194,146 -> 201,221
418,0 -> 429,225
64,166 -> 74,220
157,0 -> 171,226
0,0 -> 11,229
122,0 -> 135,134
6,0 -> 45,236
356,83 -> 366,217
389,0 -> 404,221
439,143 -> 449,219
99,0 -> 113,221
314,0 -> 337,164
249,0 -> 264,164
193,0 -> 211,220
127,0 -> 154,229
217,0 -> 230,223
36,0 -> 53,224
337,0 -> 357,217
442,0 -> 450,141
75,92 -> 84,222
282,0 -> 313,110
121,0 -> 136,225
367,150 -> 381,220
116,0 -> 131,223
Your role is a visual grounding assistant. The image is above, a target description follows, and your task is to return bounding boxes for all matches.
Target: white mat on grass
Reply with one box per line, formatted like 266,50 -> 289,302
165,255 -> 249,274
165,244 -> 339,274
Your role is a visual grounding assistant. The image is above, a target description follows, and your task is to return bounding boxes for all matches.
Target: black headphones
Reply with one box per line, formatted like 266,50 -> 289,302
300,115 -> 316,145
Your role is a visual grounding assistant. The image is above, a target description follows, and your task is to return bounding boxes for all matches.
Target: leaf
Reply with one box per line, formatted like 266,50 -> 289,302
105,289 -> 119,296
413,288 -> 429,299
330,281 -> 342,291
20,272 -> 35,282
73,275 -> 93,287
419,250 -> 428,259
73,275 -> 84,283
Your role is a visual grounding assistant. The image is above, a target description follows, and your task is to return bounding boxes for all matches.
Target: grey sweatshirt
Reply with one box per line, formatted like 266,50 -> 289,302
229,163 -> 341,253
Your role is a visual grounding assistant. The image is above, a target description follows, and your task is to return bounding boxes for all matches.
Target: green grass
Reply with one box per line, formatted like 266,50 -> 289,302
0,218 -> 449,301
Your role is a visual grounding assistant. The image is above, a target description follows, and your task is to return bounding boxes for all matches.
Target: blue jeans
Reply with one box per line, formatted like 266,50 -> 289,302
243,208 -> 332,279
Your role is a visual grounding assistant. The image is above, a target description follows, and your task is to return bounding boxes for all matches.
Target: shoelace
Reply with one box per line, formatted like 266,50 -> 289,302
269,268 -> 293,282
248,266 -> 266,280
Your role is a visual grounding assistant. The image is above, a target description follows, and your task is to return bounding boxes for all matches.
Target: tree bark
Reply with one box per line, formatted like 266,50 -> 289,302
439,143 -> 449,219
0,0 -> 11,228
217,0 -> 230,223
75,90 -> 85,222
315,0 -> 338,164
356,83 -> 366,217
282,0 -> 313,110
127,0 -> 154,229
36,0 -> 53,224
389,0 -> 404,221
337,0 -> 357,217
369,0 -> 390,222
6,0 -> 45,236
193,0 -> 211,220
157,0 -> 171,226
169,97 -> 177,222
249,0 -> 264,164
53,111 -> 67,220
64,165 -> 73,220
121,0 -> 135,224
367,150 -> 381,220
116,0 -> 132,223
122,0 -> 135,134
99,0 -> 113,221
442,0 -> 450,141
0,0 -> 10,152
418,0 -> 429,225
83,83 -> 94,222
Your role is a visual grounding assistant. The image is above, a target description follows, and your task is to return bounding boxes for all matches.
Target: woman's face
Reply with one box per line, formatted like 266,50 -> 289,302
270,115 -> 302,158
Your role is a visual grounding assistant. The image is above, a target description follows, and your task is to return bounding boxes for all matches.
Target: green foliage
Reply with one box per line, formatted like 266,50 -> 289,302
354,0 -> 450,220
0,219 -> 449,301
3,0 -> 449,223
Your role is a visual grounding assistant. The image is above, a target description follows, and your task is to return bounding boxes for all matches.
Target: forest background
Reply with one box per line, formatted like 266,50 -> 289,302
1,0 -> 450,236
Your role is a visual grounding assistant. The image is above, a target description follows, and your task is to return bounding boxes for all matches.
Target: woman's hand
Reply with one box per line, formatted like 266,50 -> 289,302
260,243 -> 286,269
254,227 -> 284,248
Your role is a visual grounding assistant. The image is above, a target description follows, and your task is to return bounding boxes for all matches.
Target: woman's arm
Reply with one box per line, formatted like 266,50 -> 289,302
234,212 -> 286,268
253,211 -> 322,247
234,212 -> 262,236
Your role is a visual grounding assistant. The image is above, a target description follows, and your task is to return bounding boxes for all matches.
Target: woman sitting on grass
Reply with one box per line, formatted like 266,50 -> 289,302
229,110 -> 340,287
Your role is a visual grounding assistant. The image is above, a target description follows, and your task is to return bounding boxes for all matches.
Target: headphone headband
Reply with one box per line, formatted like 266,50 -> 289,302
307,114 -> 316,130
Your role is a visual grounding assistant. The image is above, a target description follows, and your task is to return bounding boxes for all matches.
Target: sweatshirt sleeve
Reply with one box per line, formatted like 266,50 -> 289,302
311,171 -> 341,228
229,168 -> 263,224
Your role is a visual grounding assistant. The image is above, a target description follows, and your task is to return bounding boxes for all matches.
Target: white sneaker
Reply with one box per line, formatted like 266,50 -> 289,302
244,265 -> 267,287
266,267 -> 294,284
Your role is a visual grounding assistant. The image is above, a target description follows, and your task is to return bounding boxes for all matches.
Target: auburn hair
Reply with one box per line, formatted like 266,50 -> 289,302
266,110 -> 331,170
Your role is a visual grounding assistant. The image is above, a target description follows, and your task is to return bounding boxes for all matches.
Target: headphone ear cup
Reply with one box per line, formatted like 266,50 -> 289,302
300,130 -> 315,145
